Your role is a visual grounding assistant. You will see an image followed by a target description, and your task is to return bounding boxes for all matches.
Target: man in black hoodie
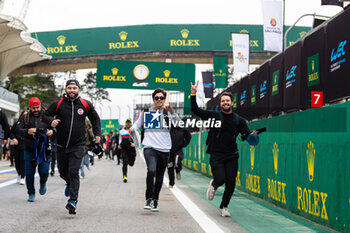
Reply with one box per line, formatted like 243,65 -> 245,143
44,79 -> 101,214
190,81 -> 257,217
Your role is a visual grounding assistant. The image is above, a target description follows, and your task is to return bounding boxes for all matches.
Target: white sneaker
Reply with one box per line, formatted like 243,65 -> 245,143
17,176 -> 21,184
19,178 -> 25,185
220,207 -> 231,217
206,179 -> 216,200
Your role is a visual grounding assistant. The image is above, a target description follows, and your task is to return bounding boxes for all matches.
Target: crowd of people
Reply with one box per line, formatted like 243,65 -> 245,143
0,82 -> 259,218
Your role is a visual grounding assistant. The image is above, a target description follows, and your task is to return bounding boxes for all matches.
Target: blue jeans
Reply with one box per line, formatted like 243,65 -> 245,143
80,154 -> 89,177
24,150 -> 51,195
144,148 -> 169,200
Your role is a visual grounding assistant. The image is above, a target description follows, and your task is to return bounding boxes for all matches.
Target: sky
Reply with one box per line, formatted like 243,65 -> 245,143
0,0 -> 344,122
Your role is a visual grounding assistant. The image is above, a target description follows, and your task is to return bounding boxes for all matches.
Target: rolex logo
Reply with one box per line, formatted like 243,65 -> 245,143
164,70 -> 171,78
57,35 -> 66,45
250,146 -> 255,170
240,29 -> 249,34
112,68 -> 119,75
118,31 -> 128,41
299,31 -> 307,38
219,69 -> 223,73
312,60 -> 315,71
306,141 -> 315,182
272,142 -> 279,175
180,29 -> 190,39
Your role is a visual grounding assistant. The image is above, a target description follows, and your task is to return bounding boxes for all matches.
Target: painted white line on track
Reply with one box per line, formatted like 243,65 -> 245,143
139,150 -> 225,233
0,168 -> 16,174
0,179 -> 17,188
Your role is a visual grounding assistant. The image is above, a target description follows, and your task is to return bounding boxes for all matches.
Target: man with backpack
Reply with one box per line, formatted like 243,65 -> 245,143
18,97 -> 54,202
129,88 -> 180,212
43,79 -> 101,215
190,81 -> 258,217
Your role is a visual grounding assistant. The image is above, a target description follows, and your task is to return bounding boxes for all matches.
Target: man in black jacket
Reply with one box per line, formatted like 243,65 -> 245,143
0,108 -> 10,159
18,98 -> 54,202
44,79 -> 101,215
190,81 -> 257,217
167,126 -> 191,188
10,110 -> 27,185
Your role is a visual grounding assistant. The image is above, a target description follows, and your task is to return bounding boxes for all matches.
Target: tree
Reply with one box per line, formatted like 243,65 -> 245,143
81,71 -> 110,105
6,74 -> 60,110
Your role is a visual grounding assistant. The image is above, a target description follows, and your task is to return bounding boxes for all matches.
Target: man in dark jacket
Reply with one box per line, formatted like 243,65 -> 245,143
10,110 -> 27,185
18,98 -> 54,202
0,108 -> 10,159
190,81 -> 257,217
44,79 -> 101,215
167,126 -> 191,188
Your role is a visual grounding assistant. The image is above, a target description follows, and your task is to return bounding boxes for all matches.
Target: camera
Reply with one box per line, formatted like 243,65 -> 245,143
35,128 -> 46,138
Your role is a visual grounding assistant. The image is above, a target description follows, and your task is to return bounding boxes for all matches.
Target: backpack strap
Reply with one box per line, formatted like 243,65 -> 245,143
55,98 -> 64,112
79,98 -> 90,111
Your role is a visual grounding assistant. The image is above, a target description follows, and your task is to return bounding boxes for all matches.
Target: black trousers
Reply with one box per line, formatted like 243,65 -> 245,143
167,150 -> 183,186
210,155 -> 239,209
51,151 -> 56,173
121,150 -> 129,176
144,148 -> 169,201
14,149 -> 25,178
57,146 -> 84,201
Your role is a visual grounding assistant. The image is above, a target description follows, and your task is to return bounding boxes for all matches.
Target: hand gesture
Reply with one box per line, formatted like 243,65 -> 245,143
131,142 -> 135,148
191,81 -> 199,94
164,103 -> 173,113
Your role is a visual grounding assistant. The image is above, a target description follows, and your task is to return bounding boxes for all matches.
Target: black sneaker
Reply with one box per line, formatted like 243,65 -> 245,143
50,171 -> 54,176
151,199 -> 159,212
144,198 -> 152,210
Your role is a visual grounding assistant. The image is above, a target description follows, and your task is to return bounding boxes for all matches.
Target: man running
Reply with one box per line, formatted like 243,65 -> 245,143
129,88 -> 180,212
18,98 -> 54,202
190,81 -> 257,217
44,79 -> 101,214
118,118 -> 136,183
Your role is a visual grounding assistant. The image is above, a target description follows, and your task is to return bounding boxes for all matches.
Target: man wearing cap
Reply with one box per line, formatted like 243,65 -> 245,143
43,79 -> 101,215
190,82 -> 258,217
118,118 -> 137,183
18,97 -> 54,202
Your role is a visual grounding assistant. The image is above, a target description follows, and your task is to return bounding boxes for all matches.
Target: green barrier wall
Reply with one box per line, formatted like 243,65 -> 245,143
183,101 -> 350,232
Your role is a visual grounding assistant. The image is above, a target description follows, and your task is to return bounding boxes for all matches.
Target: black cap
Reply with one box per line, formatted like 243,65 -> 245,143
66,79 -> 80,88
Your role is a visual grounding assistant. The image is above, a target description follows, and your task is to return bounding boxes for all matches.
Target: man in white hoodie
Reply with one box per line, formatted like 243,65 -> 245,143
129,88 -> 180,212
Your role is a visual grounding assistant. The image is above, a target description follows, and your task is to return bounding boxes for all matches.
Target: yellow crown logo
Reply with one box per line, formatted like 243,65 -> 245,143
306,141 -> 316,182
180,29 -> 190,39
194,144 -> 197,159
272,142 -> 279,175
112,68 -> 119,76
312,60 -> 315,72
57,35 -> 66,45
219,69 -> 223,73
240,29 -> 249,34
299,31 -> 307,38
164,70 -> 171,78
118,31 -> 128,41
250,146 -> 255,170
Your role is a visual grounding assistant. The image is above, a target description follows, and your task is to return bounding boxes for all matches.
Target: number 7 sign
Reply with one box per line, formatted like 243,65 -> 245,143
311,91 -> 323,107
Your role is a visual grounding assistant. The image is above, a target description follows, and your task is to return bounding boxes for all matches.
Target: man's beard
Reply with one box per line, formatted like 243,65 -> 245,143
67,92 -> 78,99
221,106 -> 232,113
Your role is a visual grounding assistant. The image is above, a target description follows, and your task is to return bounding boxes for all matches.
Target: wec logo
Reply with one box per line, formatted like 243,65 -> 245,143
330,40 -> 347,62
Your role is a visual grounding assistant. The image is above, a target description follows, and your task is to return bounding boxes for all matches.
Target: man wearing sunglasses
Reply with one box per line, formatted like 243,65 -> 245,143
129,88 -> 180,212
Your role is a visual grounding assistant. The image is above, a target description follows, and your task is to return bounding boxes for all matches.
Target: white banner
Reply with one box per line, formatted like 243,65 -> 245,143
231,33 -> 250,74
261,0 -> 283,52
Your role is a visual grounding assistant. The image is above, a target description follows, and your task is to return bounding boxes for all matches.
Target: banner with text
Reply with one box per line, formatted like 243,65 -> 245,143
202,71 -> 214,98
231,33 -> 250,74
213,56 -> 227,88
262,0 -> 283,52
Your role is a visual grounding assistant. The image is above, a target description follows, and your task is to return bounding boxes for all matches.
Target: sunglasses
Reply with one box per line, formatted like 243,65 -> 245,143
154,96 -> 165,100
